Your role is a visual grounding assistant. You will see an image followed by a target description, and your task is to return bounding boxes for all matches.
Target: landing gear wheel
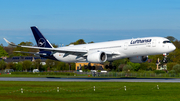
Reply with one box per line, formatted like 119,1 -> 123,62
162,53 -> 168,63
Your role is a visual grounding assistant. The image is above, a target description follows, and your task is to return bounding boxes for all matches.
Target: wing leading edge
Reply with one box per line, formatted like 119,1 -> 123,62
4,38 -> 121,56
4,38 -> 88,53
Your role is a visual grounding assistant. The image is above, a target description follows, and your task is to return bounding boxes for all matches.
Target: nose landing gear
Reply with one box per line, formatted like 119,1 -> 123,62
163,53 -> 168,63
157,53 -> 169,70
159,53 -> 169,70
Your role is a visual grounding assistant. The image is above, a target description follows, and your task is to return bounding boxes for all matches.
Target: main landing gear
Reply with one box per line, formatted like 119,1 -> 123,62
105,61 -> 116,70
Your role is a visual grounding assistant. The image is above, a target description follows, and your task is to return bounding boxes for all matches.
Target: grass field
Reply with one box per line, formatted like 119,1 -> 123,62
0,81 -> 180,101
0,74 -> 71,78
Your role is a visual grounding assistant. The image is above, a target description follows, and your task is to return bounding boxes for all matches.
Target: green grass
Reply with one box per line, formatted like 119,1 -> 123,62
0,81 -> 180,101
0,73 -> 88,78
0,74 -> 72,78
1,73 -> 180,78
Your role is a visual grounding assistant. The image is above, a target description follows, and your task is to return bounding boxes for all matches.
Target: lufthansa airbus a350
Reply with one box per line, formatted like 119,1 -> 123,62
4,26 -> 176,63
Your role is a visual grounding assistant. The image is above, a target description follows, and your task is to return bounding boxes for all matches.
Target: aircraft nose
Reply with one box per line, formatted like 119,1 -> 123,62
171,44 -> 176,51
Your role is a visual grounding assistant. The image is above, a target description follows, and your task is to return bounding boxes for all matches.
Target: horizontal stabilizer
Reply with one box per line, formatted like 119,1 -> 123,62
14,51 -> 47,55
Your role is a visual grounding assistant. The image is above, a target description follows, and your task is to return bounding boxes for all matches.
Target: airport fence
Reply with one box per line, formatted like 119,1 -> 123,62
1,70 -> 180,78
0,70 -> 76,76
83,72 -> 180,78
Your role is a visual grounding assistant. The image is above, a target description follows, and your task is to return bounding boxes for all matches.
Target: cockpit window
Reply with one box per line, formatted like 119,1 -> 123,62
163,41 -> 171,44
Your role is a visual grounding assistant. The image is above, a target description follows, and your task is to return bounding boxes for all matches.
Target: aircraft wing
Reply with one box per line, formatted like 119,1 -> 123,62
4,38 -> 87,53
4,38 -> 120,55
25,46 -> 88,53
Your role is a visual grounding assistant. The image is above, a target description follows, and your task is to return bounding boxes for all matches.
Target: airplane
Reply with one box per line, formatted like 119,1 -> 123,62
4,26 -> 176,64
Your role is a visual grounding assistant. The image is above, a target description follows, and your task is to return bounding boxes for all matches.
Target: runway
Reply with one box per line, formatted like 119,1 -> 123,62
0,77 -> 180,82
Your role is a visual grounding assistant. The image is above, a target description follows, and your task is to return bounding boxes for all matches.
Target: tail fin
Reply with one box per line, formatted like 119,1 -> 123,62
31,26 -> 54,48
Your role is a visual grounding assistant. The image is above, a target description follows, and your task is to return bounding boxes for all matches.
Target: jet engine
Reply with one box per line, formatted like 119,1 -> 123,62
87,51 -> 107,63
129,56 -> 148,63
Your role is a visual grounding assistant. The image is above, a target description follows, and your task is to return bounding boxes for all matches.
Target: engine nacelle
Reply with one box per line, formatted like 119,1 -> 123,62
129,56 -> 148,63
87,51 -> 107,63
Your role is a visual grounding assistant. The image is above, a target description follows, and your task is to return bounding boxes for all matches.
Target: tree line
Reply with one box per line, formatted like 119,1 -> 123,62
0,59 -> 75,71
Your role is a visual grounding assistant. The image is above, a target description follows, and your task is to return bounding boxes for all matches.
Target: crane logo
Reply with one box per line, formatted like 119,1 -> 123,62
38,38 -> 46,47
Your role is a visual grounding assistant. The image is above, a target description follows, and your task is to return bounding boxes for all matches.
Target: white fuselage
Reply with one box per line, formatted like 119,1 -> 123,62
53,37 -> 176,63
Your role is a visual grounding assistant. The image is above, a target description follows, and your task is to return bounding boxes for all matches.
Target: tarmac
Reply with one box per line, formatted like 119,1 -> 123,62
0,77 -> 180,82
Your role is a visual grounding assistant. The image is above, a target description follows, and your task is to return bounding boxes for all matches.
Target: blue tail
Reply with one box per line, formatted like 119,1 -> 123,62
31,26 -> 57,60
31,26 -> 53,48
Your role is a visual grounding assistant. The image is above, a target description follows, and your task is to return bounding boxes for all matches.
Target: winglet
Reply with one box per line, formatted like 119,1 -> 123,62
3,38 -> 17,46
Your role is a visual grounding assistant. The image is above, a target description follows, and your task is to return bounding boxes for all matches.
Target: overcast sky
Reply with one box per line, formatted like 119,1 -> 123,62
0,0 -> 180,46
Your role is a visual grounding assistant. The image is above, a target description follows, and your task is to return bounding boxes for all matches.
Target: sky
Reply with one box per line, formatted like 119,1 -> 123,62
0,0 -> 180,46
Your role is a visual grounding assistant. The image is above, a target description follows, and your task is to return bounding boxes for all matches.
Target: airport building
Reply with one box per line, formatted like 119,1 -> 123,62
76,63 -> 104,70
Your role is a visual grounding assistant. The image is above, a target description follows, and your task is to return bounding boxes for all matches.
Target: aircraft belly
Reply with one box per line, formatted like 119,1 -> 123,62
54,53 -> 86,63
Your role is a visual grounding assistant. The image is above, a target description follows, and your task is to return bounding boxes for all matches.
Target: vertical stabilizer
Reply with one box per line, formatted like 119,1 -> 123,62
31,26 -> 54,48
